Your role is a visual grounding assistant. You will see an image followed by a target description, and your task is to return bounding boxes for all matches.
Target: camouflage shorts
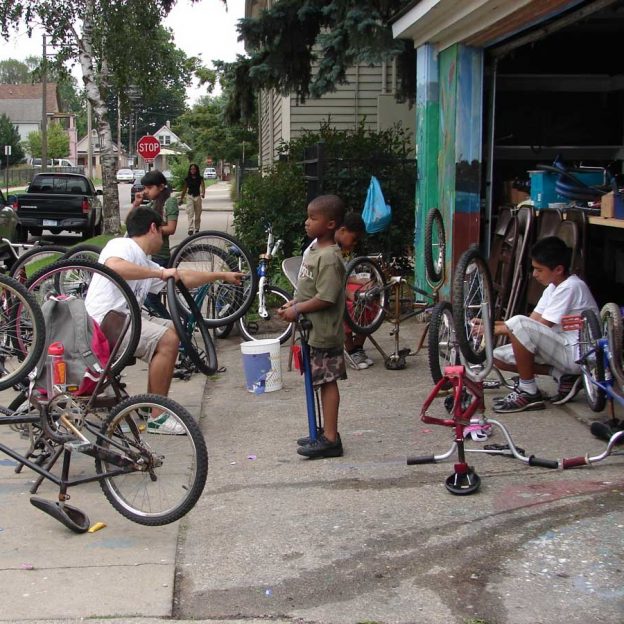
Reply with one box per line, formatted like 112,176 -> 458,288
310,346 -> 347,388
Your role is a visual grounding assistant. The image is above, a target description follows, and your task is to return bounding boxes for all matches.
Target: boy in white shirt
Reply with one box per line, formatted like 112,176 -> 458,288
492,236 -> 599,413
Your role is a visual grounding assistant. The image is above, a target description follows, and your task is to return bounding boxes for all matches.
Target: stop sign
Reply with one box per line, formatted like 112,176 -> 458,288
137,135 -> 161,162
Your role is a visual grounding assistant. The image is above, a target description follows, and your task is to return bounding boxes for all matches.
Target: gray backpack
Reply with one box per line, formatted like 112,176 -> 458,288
36,296 -> 111,396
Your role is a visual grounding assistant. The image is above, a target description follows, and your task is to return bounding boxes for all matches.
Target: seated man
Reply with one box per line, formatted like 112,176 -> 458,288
85,206 -> 243,434
492,236 -> 599,413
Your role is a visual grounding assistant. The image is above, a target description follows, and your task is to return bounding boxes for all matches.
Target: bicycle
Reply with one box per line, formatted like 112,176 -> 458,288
216,225 -> 293,344
0,266 -> 208,532
343,207 -> 446,370
408,248 -> 624,495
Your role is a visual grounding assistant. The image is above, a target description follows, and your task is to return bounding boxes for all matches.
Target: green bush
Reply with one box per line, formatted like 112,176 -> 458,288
233,122 -> 416,267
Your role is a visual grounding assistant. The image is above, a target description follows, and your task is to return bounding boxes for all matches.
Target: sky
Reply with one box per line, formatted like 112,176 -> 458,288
0,0 -> 247,105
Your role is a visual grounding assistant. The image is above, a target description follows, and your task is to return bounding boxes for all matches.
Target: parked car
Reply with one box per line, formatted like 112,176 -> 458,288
203,167 -> 217,179
14,173 -> 103,240
0,189 -> 21,265
133,169 -> 146,181
116,168 -> 134,183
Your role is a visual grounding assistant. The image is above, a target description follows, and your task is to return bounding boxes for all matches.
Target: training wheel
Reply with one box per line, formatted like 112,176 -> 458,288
385,355 -> 406,370
445,468 -> 481,495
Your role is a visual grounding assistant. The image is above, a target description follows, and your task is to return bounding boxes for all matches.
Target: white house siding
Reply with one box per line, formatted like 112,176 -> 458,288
259,89 -> 285,166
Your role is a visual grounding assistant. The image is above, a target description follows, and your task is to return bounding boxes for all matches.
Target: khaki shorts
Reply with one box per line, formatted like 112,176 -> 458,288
127,315 -> 174,364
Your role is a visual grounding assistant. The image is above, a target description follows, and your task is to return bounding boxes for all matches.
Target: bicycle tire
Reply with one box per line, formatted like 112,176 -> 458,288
424,208 -> 446,283
25,259 -> 141,377
238,284 -> 293,344
167,278 -> 218,375
96,394 -> 208,525
9,244 -> 67,283
580,308 -> 606,412
0,274 -> 46,391
343,257 -> 387,335
214,323 -> 234,339
169,231 -> 257,326
428,301 -> 458,389
61,243 -> 102,263
601,302 -> 623,380
452,247 -> 494,364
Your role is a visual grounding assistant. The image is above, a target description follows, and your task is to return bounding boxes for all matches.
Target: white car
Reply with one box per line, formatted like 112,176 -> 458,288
203,167 -> 217,179
133,169 -> 146,181
116,168 -> 134,183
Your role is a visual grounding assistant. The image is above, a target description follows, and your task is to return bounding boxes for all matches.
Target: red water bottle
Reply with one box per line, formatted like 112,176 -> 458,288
47,341 -> 67,396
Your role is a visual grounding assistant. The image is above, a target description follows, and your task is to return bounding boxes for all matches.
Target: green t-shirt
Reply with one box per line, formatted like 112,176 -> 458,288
295,242 -> 345,349
149,195 -> 179,263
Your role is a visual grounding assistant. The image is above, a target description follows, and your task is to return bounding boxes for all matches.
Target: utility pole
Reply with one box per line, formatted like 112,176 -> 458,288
41,35 -> 48,172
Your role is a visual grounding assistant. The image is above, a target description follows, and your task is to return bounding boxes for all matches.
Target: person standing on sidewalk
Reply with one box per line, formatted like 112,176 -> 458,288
278,194 -> 347,459
179,163 -> 205,235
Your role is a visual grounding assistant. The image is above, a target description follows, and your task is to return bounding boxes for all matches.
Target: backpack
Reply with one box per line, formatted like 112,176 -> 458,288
35,295 -> 111,397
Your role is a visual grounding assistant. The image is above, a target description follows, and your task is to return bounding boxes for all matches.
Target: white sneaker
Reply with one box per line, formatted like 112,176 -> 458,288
147,413 -> 187,435
361,349 -> 374,366
350,350 -> 369,370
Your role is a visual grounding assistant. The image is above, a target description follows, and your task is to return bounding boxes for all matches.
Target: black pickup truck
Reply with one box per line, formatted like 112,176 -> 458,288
15,173 -> 103,239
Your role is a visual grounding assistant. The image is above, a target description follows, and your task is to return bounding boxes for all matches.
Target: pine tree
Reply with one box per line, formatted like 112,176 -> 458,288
0,114 -> 24,165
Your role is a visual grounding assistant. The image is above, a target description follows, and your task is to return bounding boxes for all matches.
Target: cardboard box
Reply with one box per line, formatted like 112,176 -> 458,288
601,190 -> 624,219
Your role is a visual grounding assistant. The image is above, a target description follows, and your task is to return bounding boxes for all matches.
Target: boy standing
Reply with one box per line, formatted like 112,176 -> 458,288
492,236 -> 599,413
279,195 -> 347,458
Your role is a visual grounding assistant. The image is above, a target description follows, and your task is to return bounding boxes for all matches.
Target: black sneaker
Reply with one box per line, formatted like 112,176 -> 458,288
493,389 -> 545,413
550,374 -> 582,405
297,434 -> 343,459
590,420 -> 624,444
296,427 -> 324,446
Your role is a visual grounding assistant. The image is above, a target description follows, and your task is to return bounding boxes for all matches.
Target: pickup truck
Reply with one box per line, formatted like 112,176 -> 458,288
15,173 -> 103,239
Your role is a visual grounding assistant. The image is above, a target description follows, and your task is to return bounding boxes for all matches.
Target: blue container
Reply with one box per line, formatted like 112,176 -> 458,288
529,169 -> 604,208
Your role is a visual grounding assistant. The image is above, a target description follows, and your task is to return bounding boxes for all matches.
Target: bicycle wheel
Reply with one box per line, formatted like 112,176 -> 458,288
0,275 -> 45,391
580,308 -> 606,412
96,394 -> 208,525
169,232 -> 257,326
167,278 -> 218,375
61,243 -> 102,263
428,301 -> 458,389
452,247 -> 494,364
25,260 -> 141,377
601,302 -> 623,380
343,257 -> 387,335
9,244 -> 67,283
238,284 -> 293,344
424,208 -> 446,283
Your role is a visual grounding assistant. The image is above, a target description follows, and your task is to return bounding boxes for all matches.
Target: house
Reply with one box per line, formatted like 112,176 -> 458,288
0,83 -> 78,163
149,122 -> 190,171
245,0 -> 415,168
76,129 -> 124,179
392,0 -> 624,298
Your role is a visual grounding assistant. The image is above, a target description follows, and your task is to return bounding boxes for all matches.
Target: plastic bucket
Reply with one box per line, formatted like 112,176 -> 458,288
240,338 -> 282,394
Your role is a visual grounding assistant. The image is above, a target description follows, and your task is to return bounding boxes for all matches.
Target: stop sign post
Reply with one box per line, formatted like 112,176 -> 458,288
136,135 -> 161,163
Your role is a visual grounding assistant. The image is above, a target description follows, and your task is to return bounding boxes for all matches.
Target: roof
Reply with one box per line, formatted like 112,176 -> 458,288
0,83 -> 59,122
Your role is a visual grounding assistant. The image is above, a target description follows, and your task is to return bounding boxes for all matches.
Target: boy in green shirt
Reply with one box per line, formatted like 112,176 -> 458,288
278,195 -> 347,459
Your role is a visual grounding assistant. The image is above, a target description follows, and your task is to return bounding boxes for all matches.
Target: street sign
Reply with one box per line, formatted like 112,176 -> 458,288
4,145 -> 11,156
137,135 -> 160,162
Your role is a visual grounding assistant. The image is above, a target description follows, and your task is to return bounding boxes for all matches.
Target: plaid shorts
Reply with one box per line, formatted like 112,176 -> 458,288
493,315 -> 580,374
310,346 -> 347,388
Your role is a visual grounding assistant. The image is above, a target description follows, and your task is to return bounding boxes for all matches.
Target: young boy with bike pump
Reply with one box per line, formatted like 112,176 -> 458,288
491,236 -> 599,413
278,195 -> 347,459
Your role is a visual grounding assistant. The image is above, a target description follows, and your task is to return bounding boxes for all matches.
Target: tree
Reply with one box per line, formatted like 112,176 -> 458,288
0,58 -> 33,83
226,0 -> 416,122
0,1 -> 220,234
0,113 -> 24,165
24,124 -> 69,159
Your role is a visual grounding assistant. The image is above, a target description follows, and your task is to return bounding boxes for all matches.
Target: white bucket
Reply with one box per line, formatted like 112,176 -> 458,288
240,338 -> 282,394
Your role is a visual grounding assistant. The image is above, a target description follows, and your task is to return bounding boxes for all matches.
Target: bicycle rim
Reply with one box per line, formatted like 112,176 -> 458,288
428,301 -> 457,389
9,245 -> 67,283
343,257 -> 387,335
0,274 -> 45,391
96,394 -> 208,525
452,248 -> 494,364
169,232 -> 257,326
424,208 -> 446,283
580,309 -> 606,412
239,284 -> 293,343
601,302 -> 623,381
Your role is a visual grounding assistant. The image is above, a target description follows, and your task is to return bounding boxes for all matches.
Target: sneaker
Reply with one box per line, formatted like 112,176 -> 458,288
361,349 -> 374,366
296,427 -> 324,446
493,389 -> 545,413
297,434 -> 343,458
550,374 -> 582,405
147,413 -> 187,435
350,349 -> 369,370
590,420 -> 624,444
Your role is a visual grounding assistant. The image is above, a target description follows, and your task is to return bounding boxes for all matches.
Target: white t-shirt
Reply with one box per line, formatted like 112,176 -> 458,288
534,274 -> 599,331
85,237 -> 163,323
